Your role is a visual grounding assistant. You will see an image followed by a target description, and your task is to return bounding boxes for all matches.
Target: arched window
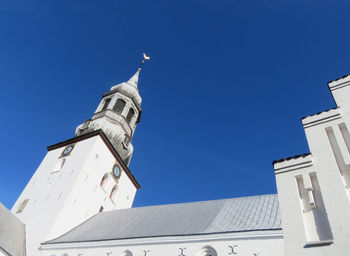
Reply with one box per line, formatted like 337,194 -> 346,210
196,246 -> 218,256
120,250 -> 133,256
123,134 -> 129,146
52,158 -> 65,173
110,185 -> 118,203
113,99 -> 126,114
100,174 -> 108,191
102,98 -> 111,111
126,108 -> 135,123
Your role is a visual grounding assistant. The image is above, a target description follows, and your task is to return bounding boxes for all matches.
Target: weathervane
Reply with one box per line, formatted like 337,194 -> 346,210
138,53 -> 151,71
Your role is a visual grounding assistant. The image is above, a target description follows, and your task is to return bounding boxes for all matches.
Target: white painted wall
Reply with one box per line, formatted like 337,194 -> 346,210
0,248 -> 10,256
12,135 -> 138,256
40,231 -> 284,256
274,76 -> 350,256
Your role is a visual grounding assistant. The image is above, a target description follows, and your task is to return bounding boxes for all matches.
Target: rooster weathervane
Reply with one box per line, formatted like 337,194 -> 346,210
138,53 -> 151,71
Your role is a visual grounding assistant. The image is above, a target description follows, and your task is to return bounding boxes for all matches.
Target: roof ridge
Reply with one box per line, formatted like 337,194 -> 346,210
101,194 -> 279,214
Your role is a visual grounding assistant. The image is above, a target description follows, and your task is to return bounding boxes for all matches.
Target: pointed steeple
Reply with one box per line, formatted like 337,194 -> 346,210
127,69 -> 140,88
75,54 -> 150,166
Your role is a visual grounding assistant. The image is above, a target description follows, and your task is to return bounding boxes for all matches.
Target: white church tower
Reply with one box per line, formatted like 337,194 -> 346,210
11,69 -> 143,256
274,75 -> 350,255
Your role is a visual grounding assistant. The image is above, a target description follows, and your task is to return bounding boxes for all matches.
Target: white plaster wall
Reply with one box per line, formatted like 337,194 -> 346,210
12,135 -> 137,256
0,248 -> 9,256
40,232 -> 284,256
329,77 -> 350,120
275,161 -> 316,255
275,78 -> 350,256
47,136 -> 137,240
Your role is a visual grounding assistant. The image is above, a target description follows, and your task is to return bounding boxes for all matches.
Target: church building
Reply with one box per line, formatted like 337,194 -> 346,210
1,65 -> 350,256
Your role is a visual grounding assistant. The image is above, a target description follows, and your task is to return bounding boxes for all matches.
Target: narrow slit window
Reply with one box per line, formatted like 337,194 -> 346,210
52,158 -> 65,173
339,123 -> 350,153
100,174 -> 108,191
113,99 -> 126,114
126,108 -> 135,123
99,206 -> 104,212
110,185 -> 118,203
296,173 -> 333,243
123,134 -> 129,146
16,199 -> 29,213
326,126 -> 350,196
102,98 -> 111,111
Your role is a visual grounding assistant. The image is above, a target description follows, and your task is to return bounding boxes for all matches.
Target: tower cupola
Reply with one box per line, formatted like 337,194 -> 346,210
75,69 -> 143,165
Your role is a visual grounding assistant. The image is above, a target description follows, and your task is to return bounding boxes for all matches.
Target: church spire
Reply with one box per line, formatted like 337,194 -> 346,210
127,70 -> 140,88
75,54 -> 150,165
74,54 -> 151,165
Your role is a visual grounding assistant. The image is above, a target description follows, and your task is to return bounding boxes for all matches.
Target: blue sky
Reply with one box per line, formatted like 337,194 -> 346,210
1,0 -> 350,209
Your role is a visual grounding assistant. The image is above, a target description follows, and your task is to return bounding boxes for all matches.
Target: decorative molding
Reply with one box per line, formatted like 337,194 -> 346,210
302,109 -> 341,129
274,155 -> 313,174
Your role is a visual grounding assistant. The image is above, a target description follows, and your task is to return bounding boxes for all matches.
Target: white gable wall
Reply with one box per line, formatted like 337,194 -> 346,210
12,135 -> 138,256
274,76 -> 350,256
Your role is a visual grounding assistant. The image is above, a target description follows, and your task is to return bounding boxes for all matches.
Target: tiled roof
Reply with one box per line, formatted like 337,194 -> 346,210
44,194 -> 281,244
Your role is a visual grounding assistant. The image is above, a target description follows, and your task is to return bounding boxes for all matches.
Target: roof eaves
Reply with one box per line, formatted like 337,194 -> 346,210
328,73 -> 350,84
42,228 -> 283,245
301,107 -> 338,120
272,153 -> 311,165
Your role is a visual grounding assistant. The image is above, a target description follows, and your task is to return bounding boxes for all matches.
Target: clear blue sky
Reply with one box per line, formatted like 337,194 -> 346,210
1,0 -> 349,209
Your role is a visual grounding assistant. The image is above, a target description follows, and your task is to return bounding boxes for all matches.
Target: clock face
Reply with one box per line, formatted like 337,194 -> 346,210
112,164 -> 121,179
62,145 -> 74,156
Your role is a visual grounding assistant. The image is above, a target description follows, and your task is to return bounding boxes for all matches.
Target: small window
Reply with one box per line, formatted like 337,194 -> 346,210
102,98 -> 111,111
52,158 -> 65,173
113,99 -> 126,114
100,174 -> 108,191
123,135 -> 129,144
99,206 -> 104,212
126,108 -> 135,123
110,185 -> 118,203
16,199 -> 29,213
122,134 -> 130,148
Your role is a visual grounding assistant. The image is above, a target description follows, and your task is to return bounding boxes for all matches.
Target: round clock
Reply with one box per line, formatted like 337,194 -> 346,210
112,164 -> 121,179
63,145 -> 74,156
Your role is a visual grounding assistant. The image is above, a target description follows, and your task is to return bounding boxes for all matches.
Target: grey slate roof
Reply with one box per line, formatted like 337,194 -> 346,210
44,194 -> 281,244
